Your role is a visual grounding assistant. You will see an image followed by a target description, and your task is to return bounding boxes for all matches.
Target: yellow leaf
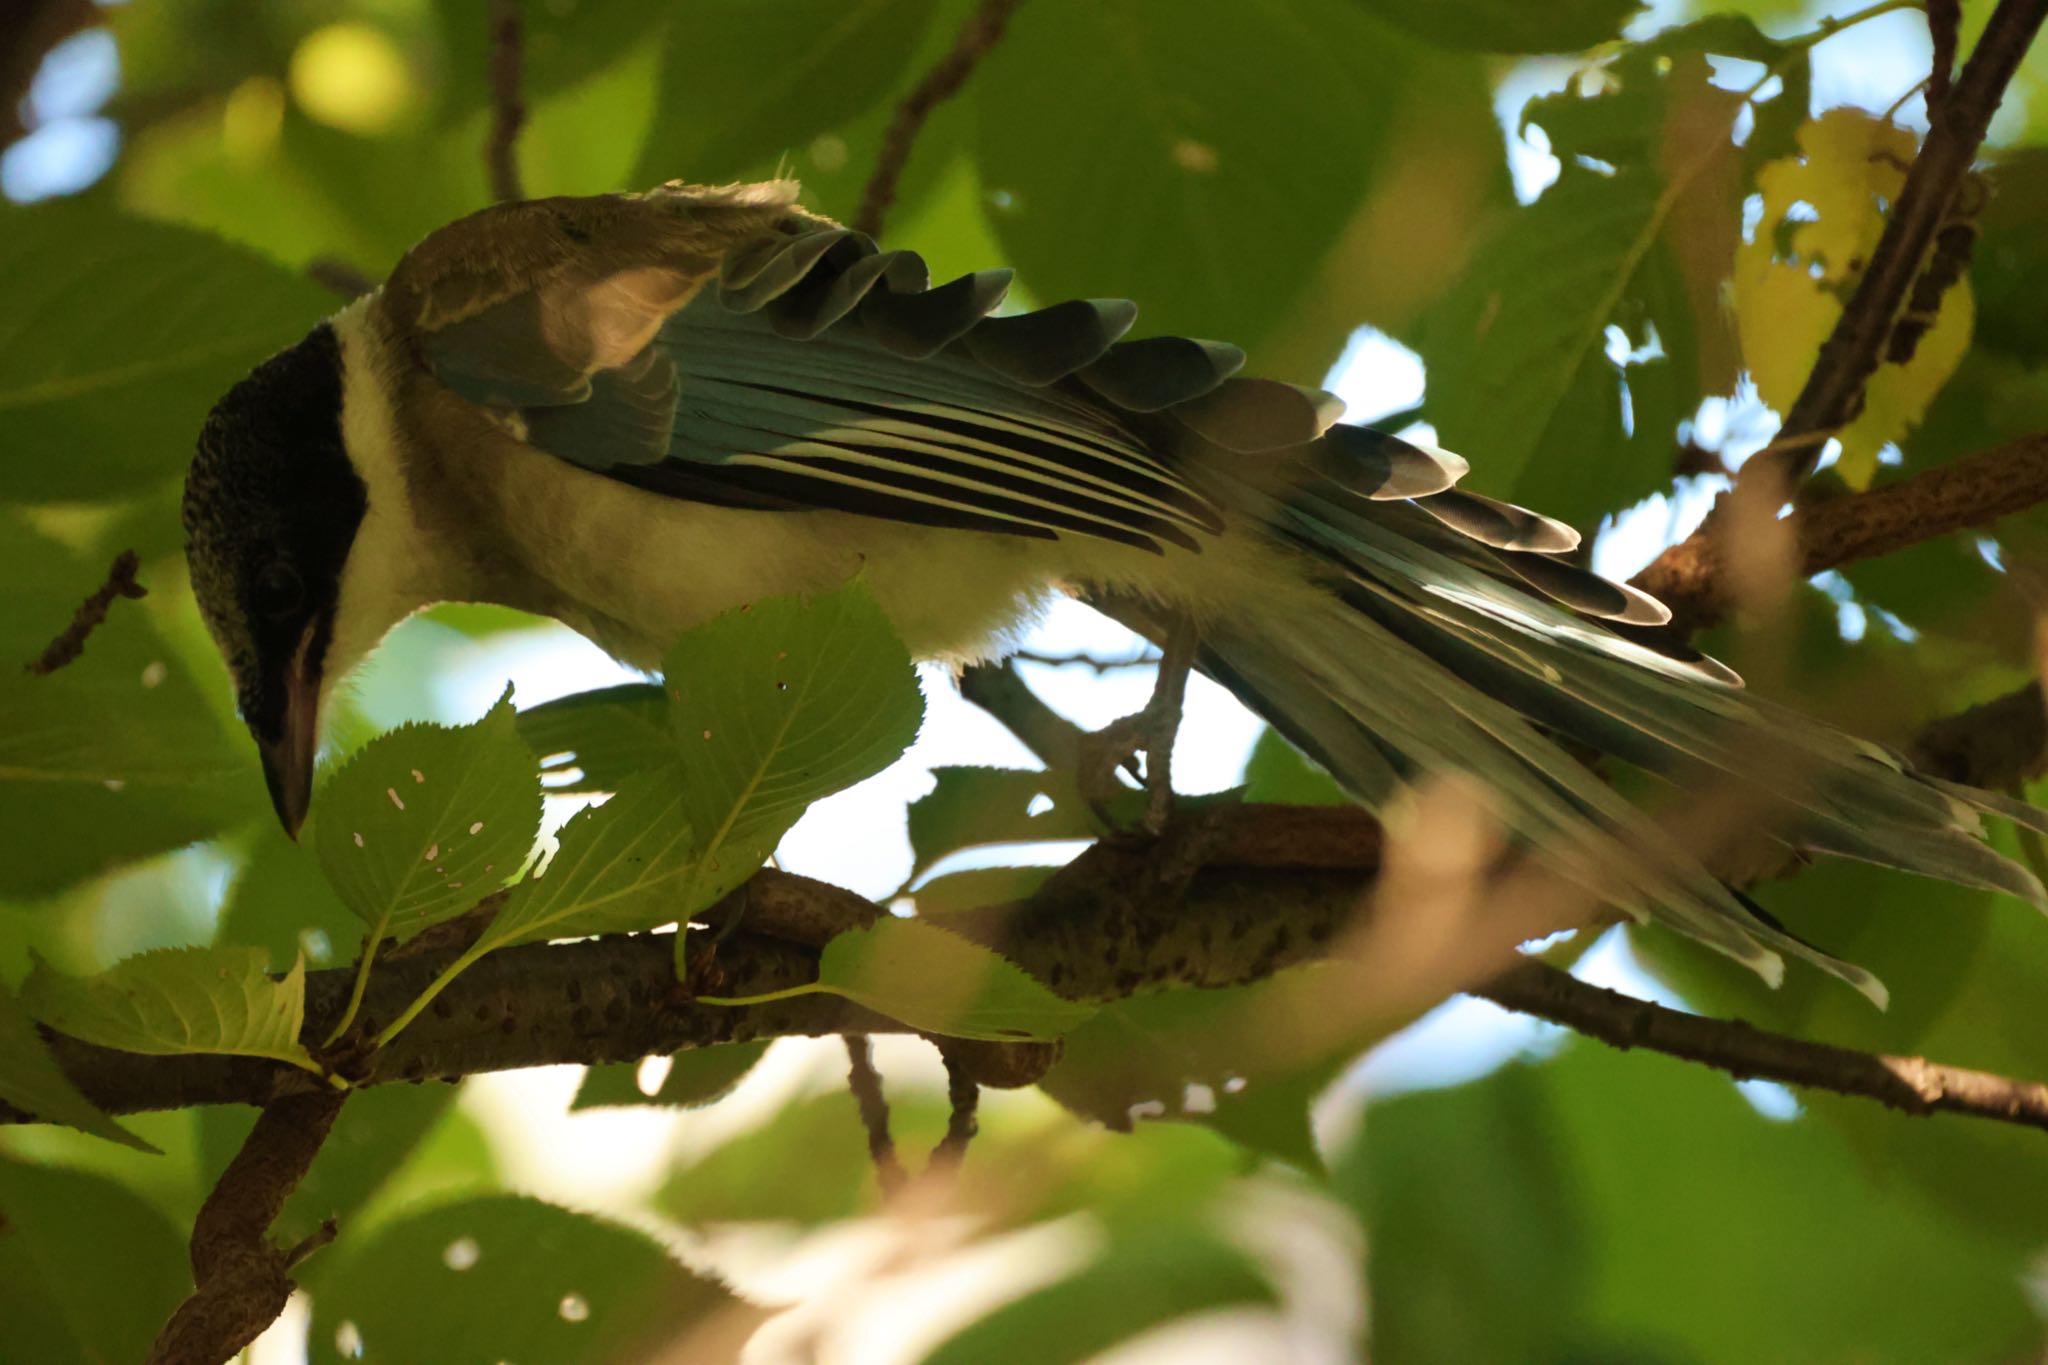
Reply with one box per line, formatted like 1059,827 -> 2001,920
1733,109 -> 1973,489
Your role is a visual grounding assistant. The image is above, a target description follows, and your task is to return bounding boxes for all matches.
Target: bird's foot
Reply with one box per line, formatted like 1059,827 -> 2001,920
1076,613 -> 1199,835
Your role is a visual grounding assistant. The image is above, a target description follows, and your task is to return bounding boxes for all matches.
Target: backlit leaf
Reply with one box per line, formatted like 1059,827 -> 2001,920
21,945 -> 315,1070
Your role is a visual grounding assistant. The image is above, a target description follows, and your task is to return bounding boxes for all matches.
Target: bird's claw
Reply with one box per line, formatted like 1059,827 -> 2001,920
1077,615 -> 1199,835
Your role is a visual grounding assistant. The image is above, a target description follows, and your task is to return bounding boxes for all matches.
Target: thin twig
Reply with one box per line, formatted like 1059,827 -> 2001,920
1635,431 -> 2048,631
1928,0 -> 1961,111
145,1091 -> 348,1365
844,1034 -> 907,1195
928,1048 -> 981,1170
25,550 -> 145,675
853,0 -> 1026,237
1011,648 -> 1162,673
306,256 -> 374,301
485,0 -> 526,204
1477,958 -> 2048,1133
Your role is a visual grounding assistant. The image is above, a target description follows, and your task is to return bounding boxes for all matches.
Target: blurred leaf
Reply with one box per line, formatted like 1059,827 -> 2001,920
973,0 -> 1400,354
1338,1042 -> 2041,1363
0,514 -> 259,898
0,1157 -> 191,1365
1038,966 -> 1383,1171
21,945 -> 315,1070
200,1083 -> 459,1249
0,203 -> 332,500
0,984 -> 155,1152
659,1088 -> 946,1225
309,688 -> 541,945
910,864 -> 1055,913
1975,149 -> 2048,366
1240,728 -> 1349,805
218,823 -> 362,971
473,768 -> 697,949
801,919 -> 1095,1041
1348,0 -> 1640,52
432,0 -> 670,110
306,1195 -> 737,1365
907,766 -> 1102,879
662,581 -> 924,929
1738,110 -> 1974,487
921,1218 -> 1279,1365
574,1041 -> 772,1110
633,0 -> 939,187
516,682 -> 669,794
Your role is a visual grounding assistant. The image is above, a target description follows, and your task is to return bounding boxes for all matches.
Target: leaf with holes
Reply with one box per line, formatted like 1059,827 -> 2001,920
516,682 -> 670,794
662,581 -> 923,962
472,767 -> 698,951
20,946 -> 316,1071
310,687 -> 542,945
574,1041 -> 772,1111
906,765 -> 1106,879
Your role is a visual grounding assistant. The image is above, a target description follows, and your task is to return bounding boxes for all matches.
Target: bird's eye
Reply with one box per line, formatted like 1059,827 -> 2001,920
253,562 -> 304,621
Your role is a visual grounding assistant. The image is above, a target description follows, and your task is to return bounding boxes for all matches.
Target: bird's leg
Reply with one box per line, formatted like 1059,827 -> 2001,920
1076,613 -> 1199,833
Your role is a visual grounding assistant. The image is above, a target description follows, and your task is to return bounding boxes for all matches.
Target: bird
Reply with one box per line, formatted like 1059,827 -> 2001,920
183,177 -> 2045,1003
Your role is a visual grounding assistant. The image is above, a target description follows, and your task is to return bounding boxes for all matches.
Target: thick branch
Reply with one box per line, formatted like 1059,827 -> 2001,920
1636,432 -> 2048,630
853,0 -> 1026,237
1478,959 -> 2048,1132
145,1091 -> 346,1365
1908,680 -> 2048,790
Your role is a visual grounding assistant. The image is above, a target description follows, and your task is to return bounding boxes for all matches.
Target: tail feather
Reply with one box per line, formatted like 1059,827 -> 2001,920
1199,472 -> 2044,1006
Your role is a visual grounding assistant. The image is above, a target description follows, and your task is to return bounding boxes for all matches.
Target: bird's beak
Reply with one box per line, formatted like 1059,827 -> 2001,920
257,624 -> 321,839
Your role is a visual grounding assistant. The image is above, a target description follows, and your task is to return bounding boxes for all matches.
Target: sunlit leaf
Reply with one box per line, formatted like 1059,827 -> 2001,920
662,581 -> 923,935
1737,110 -> 1974,487
310,688 -> 541,945
1240,728 -> 1349,806
21,946 -> 315,1070
810,919 -> 1095,1041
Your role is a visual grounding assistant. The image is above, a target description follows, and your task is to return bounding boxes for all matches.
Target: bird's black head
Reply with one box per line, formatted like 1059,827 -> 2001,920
184,321 -> 367,836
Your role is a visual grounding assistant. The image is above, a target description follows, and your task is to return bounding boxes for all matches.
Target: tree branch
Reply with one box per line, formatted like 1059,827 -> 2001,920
1478,958 -> 2048,1132
1636,0 -> 2048,612
24,549 -> 145,675
844,1034 -> 908,1195
144,1091 -> 347,1365
1636,431 -> 2048,631
853,0 -> 1026,238
484,0 -> 526,203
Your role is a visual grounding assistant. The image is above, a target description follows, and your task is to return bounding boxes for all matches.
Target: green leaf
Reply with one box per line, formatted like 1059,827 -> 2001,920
0,1158 -> 191,1365
305,1195 -> 737,1365
310,688 -> 542,945
662,581 -> 923,923
0,515 -> 260,898
0,984 -> 156,1152
20,946 -> 317,1070
921,1219 -> 1278,1365
1240,728 -> 1349,806
0,203 -> 333,500
472,767 -> 698,950
1336,1042 -> 2042,1363
1348,0 -> 1641,52
910,864 -> 1055,913
906,766 -> 1103,879
573,1041 -> 772,1111
808,918 -> 1095,1041
973,0 -> 1401,353
1038,966 -> 1383,1171
632,0 -> 940,186
516,682 -> 669,794
1429,48 -> 1750,528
